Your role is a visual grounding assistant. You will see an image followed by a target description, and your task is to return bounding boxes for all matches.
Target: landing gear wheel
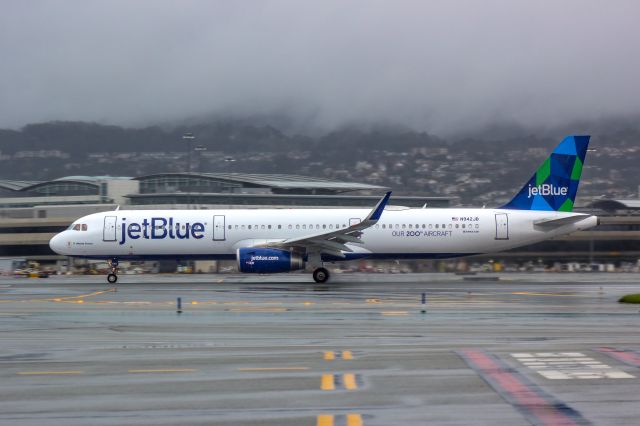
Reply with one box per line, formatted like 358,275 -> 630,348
107,273 -> 118,284
312,267 -> 330,283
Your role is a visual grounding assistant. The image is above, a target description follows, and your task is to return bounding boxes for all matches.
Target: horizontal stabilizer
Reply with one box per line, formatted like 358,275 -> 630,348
534,214 -> 592,227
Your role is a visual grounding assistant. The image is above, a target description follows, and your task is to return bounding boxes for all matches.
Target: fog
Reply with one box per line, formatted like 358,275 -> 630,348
1,0 -> 639,134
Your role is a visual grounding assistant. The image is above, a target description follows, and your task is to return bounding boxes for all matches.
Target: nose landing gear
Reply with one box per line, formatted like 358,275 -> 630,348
107,258 -> 118,284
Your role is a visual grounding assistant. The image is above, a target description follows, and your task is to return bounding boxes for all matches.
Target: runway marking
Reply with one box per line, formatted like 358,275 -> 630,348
512,352 -> 634,379
128,368 -> 197,374
457,349 -> 590,426
317,414 -> 363,426
238,367 -> 309,372
321,373 -> 360,391
17,370 -> 84,375
324,350 -> 354,361
595,347 -> 640,368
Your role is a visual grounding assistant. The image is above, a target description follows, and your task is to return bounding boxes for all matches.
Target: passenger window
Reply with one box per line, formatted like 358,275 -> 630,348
288,225 -> 292,229
395,224 -> 399,229
329,224 -> 333,229
422,224 -> 426,229
322,224 -> 326,229
429,224 -> 433,229
268,225 -> 272,229
375,224 -> 379,229
408,224 -> 412,229
261,225 -> 265,230
448,224 -> 452,229
248,225 -> 252,230
241,225 -> 245,230
382,224 -> 386,229
462,224 -> 466,229
235,225 -> 239,229
296,224 -> 300,229
302,225 -> 307,230
442,224 -> 445,228
455,224 -> 459,228
435,224 -> 439,229
228,225 -> 232,230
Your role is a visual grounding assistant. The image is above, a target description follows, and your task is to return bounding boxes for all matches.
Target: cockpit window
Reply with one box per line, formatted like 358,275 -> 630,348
81,224 -> 87,231
70,223 -> 88,231
73,224 -> 81,231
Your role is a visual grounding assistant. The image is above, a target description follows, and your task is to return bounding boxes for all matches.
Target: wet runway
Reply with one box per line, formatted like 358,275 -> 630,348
1,273 -> 640,425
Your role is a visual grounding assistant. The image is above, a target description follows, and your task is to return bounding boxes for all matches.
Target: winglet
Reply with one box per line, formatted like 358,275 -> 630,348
366,191 -> 392,222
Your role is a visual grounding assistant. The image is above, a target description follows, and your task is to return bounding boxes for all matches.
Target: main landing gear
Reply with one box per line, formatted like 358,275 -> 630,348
107,258 -> 118,284
312,267 -> 330,283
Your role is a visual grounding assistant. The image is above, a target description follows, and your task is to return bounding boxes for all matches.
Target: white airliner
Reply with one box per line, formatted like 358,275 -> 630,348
50,136 -> 598,283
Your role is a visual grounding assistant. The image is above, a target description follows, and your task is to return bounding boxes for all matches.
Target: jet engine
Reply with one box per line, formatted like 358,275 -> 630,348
236,248 -> 305,273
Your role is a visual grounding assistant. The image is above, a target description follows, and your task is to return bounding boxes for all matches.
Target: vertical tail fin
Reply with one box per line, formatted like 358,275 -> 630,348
501,135 -> 590,212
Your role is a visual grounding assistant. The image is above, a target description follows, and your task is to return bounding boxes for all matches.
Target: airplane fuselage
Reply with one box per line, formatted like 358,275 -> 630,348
50,207 -> 597,260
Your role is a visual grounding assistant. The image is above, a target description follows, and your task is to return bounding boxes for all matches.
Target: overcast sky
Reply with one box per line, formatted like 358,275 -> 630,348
1,0 -> 639,134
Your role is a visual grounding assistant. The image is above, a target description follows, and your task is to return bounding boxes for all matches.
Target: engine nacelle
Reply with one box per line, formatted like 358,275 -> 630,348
236,248 -> 305,273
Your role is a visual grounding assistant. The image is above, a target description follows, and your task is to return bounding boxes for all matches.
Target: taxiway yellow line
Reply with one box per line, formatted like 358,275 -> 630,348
237,367 -> 309,372
228,307 -> 288,312
321,373 -> 335,390
317,414 -> 334,426
381,311 -> 409,316
128,368 -> 197,373
17,370 -> 83,375
347,413 -> 363,426
317,414 -> 363,426
343,373 -> 358,390
324,351 -> 336,361
512,292 -> 580,297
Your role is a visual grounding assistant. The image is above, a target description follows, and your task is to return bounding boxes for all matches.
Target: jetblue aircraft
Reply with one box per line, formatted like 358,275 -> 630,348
49,136 -> 597,284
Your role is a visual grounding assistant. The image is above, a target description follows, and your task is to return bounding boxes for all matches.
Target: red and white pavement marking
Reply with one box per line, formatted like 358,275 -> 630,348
511,352 -> 634,380
457,349 -> 590,426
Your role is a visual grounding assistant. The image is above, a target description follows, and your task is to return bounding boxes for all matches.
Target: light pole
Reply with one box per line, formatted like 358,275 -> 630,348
224,156 -> 236,173
194,145 -> 207,173
182,132 -> 195,208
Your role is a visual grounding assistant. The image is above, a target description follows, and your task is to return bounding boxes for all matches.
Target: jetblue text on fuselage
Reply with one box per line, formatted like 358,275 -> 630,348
527,184 -> 568,198
119,217 -> 205,245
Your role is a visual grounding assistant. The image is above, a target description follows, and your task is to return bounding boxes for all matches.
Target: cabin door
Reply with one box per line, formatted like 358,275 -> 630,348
495,213 -> 509,240
213,215 -> 226,241
103,216 -> 117,241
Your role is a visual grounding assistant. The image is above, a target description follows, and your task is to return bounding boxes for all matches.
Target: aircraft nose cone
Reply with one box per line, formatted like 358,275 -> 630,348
49,233 -> 66,254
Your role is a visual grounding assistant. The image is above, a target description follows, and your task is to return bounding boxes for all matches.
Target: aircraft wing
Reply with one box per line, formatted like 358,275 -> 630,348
254,191 -> 391,258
